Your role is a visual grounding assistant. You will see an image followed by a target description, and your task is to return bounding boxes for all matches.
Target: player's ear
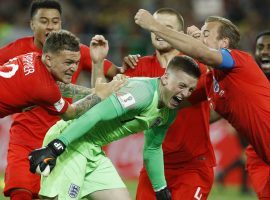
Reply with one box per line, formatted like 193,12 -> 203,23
43,54 -> 52,69
220,37 -> 230,48
161,73 -> 168,86
30,20 -> 34,31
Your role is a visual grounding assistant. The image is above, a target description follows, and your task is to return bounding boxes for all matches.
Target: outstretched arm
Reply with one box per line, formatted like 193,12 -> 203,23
134,9 -> 223,67
143,126 -> 168,191
61,78 -> 125,120
57,81 -> 94,99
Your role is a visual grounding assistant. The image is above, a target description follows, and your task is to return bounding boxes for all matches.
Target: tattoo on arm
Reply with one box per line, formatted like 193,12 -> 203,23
57,81 -> 94,100
72,94 -> 102,117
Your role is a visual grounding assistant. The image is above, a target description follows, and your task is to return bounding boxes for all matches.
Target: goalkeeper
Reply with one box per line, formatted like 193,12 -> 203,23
29,35 -> 201,200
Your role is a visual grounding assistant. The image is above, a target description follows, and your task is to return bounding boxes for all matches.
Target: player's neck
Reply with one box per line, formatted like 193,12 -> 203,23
157,78 -> 165,109
156,49 -> 179,68
33,38 -> 43,50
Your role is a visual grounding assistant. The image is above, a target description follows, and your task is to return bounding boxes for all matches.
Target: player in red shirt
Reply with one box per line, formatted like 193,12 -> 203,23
135,10 -> 270,169
2,1 -> 121,199
93,8 -> 215,200
245,31 -> 270,199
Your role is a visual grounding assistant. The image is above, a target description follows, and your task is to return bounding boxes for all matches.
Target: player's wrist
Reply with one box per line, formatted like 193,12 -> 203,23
47,139 -> 66,156
155,186 -> 171,200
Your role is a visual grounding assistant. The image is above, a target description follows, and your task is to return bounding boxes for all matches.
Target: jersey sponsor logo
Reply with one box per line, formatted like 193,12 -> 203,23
54,98 -> 65,112
68,183 -> 80,198
117,93 -> 136,108
0,63 -> 19,78
150,117 -> 163,128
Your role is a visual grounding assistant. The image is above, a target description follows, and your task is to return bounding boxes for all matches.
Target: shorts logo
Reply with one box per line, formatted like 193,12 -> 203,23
117,93 -> 136,108
68,183 -> 80,198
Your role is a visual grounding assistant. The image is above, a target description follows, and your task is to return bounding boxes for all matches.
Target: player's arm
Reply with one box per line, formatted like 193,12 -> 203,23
61,78 -> 125,120
90,35 -> 121,87
29,80 -> 153,175
134,9 -> 235,69
56,81 -> 94,99
144,126 -> 172,200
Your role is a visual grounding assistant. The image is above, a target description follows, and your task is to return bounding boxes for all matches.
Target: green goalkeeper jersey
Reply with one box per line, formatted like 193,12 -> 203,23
58,77 -> 177,190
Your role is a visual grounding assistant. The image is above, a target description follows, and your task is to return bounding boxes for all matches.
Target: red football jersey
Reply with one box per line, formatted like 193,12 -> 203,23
206,49 -> 270,164
0,36 -> 112,148
125,54 -> 216,167
0,52 -> 69,118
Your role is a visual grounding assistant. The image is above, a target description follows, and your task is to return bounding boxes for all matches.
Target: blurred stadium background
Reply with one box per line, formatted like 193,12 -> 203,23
1,0 -> 269,199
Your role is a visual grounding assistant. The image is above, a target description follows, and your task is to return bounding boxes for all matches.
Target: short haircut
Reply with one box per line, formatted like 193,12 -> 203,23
43,30 -> 80,53
154,8 -> 184,31
167,55 -> 201,78
30,0 -> 62,18
206,16 -> 240,49
256,30 -> 270,42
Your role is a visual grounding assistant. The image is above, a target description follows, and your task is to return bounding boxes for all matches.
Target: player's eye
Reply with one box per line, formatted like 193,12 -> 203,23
52,20 -> 60,24
256,45 -> 263,51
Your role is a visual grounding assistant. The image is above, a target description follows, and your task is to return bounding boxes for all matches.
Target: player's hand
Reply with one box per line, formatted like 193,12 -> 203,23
187,25 -> 201,39
90,35 -> 109,64
113,74 -> 129,81
29,139 -> 66,176
94,77 -> 126,100
120,54 -> 141,73
155,187 -> 172,200
135,9 -> 159,32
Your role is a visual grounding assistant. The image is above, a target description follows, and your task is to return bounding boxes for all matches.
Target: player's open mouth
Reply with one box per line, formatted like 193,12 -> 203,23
171,95 -> 182,107
156,36 -> 164,42
261,57 -> 270,70
45,33 -> 50,37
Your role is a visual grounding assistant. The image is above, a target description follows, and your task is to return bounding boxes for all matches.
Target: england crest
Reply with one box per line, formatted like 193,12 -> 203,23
68,183 -> 80,198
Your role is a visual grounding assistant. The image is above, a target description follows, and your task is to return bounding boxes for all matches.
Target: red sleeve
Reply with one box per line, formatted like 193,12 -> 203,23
79,44 -> 112,75
33,82 -> 69,115
0,41 -> 22,65
188,71 -> 208,104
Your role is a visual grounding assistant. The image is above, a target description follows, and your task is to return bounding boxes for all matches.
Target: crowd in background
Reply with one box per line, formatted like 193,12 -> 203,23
0,0 -> 269,65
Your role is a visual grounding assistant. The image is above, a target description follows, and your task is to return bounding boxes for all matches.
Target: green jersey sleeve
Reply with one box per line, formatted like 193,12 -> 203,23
143,124 -> 169,191
58,79 -> 155,146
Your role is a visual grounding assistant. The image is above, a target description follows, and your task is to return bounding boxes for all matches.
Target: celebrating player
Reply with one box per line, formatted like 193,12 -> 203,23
2,1 -> 120,199
134,10 -> 270,165
29,35 -> 201,200
94,8 -> 215,200
245,30 -> 270,199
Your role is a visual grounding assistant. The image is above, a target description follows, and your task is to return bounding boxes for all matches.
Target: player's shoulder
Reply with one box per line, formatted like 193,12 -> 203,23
12,36 -> 34,45
127,77 -> 157,97
138,55 -> 156,64
79,43 -> 89,51
229,49 -> 253,60
229,49 -> 255,67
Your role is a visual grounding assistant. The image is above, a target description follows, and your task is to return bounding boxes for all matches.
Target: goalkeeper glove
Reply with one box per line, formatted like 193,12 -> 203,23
29,139 -> 66,176
155,187 -> 172,200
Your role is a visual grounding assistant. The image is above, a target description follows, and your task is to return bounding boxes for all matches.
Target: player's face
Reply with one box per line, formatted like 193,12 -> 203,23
201,22 -> 225,50
151,13 -> 181,53
255,35 -> 270,77
47,50 -> 80,83
160,70 -> 198,109
31,8 -> 61,48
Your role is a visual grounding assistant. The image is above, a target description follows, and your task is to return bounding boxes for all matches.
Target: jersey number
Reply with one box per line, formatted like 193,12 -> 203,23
0,63 -> 19,78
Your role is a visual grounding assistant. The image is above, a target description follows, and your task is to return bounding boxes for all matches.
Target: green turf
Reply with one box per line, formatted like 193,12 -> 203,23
1,174 -> 257,199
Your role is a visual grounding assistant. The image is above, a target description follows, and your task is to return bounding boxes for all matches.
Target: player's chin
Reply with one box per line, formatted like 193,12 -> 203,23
168,100 -> 180,109
62,75 -> 72,84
